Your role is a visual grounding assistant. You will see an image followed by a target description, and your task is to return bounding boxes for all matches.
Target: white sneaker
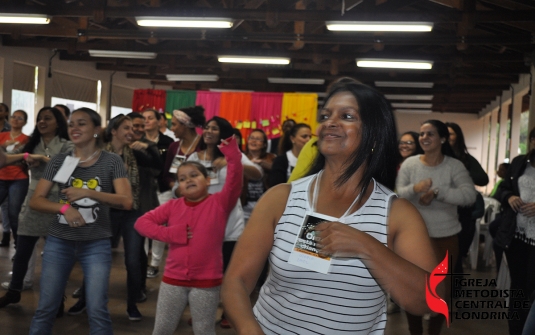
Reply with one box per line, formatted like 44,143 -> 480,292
1,281 -> 32,290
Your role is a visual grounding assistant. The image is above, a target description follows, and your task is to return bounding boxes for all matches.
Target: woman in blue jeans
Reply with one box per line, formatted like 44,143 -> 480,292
0,110 -> 30,247
28,107 -> 132,335
69,114 -> 152,321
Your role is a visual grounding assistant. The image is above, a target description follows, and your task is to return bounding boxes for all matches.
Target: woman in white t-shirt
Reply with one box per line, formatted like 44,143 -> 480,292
269,123 -> 311,187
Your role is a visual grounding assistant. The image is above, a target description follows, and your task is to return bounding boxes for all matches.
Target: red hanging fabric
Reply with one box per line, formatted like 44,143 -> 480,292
132,89 -> 167,112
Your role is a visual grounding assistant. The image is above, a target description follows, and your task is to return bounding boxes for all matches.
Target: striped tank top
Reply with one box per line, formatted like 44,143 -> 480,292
253,174 -> 395,334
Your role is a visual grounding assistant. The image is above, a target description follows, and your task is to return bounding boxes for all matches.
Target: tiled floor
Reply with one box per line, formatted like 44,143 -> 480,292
0,238 -> 510,335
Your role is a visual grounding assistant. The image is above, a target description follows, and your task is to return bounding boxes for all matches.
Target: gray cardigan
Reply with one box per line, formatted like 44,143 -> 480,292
17,137 -> 73,237
396,155 -> 477,238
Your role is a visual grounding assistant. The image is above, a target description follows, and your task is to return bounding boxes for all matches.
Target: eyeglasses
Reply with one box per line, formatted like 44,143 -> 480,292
399,141 -> 415,145
11,116 -> 25,121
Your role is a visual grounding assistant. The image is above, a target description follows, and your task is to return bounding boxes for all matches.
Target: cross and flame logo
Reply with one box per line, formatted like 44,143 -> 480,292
425,251 -> 450,327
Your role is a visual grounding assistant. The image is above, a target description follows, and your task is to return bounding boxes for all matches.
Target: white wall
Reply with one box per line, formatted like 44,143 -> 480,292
395,111 -> 485,163
0,45 -> 168,124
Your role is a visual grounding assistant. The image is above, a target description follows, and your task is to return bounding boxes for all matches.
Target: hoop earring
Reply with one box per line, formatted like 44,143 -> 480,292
94,134 -> 98,138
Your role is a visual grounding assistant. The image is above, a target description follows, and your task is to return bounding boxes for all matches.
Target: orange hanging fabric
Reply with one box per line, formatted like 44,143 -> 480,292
218,92 -> 253,139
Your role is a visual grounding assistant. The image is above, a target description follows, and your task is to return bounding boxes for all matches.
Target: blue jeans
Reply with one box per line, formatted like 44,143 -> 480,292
29,236 -> 113,335
0,178 -> 29,236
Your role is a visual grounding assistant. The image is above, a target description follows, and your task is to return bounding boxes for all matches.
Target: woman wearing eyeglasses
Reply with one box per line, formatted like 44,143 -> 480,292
398,131 -> 423,170
27,108 -> 132,335
0,110 -> 30,247
243,129 -> 276,220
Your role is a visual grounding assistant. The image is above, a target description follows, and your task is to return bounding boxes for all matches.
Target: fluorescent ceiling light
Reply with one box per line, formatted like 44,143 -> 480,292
218,56 -> 290,65
391,103 -> 433,108
268,78 -> 325,85
88,50 -> 157,59
0,13 -> 50,24
326,21 -> 433,32
395,109 -> 433,114
166,74 -> 219,82
385,94 -> 434,101
136,17 -> 233,28
356,59 -> 433,70
375,81 -> 434,88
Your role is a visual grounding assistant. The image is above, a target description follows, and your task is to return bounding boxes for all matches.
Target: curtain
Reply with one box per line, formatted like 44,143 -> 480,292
112,85 -> 133,108
166,90 -> 197,112
195,91 -> 221,121
165,90 -> 197,126
132,89 -> 166,113
51,72 -> 98,103
250,92 -> 283,139
219,92 -> 252,140
281,93 -> 319,135
12,63 -> 35,92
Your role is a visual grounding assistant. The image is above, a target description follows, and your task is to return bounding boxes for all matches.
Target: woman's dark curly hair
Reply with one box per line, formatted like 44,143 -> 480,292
199,116 -> 234,160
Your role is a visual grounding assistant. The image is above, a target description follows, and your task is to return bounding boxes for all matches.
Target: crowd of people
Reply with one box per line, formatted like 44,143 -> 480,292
0,77 -> 531,335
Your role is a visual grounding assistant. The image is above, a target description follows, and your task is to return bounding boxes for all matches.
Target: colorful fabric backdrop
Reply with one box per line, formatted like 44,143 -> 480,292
133,89 -> 318,139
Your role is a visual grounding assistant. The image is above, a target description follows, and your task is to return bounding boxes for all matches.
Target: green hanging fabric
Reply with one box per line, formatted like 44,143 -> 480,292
165,90 -> 197,126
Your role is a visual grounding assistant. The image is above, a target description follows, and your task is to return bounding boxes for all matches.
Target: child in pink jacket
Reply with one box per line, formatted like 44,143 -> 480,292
135,135 -> 242,335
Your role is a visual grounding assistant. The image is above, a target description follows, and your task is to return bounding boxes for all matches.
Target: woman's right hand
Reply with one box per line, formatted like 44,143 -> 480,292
413,178 -> 432,193
508,195 -> 524,212
26,154 -> 44,167
130,141 -> 148,151
63,206 -> 86,228
418,190 -> 435,206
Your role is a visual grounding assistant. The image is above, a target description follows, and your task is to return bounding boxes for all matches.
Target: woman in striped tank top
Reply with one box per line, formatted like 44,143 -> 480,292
222,79 -> 439,335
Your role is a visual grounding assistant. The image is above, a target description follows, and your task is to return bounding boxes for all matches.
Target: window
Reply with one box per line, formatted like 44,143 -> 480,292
11,89 -> 35,135
51,97 -> 97,116
519,110 -> 529,155
110,106 -> 132,119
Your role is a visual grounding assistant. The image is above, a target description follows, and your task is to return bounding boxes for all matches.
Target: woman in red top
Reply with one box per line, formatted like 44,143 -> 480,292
0,110 -> 30,247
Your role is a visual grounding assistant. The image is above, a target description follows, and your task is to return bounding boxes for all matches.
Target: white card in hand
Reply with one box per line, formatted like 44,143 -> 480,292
53,156 -> 80,184
287,211 -> 334,274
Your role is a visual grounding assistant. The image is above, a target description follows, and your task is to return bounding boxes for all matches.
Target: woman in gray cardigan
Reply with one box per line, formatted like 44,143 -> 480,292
0,107 -> 72,311
396,119 -> 477,335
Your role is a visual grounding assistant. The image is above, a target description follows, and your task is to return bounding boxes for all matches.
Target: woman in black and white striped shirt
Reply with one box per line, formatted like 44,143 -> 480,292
28,108 -> 132,335
222,79 -> 438,335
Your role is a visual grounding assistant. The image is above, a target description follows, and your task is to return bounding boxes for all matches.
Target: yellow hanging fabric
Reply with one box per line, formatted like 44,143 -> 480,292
280,93 -> 318,135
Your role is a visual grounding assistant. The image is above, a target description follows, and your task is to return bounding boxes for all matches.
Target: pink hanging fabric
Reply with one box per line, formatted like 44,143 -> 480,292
195,91 -> 221,121
250,92 -> 284,139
